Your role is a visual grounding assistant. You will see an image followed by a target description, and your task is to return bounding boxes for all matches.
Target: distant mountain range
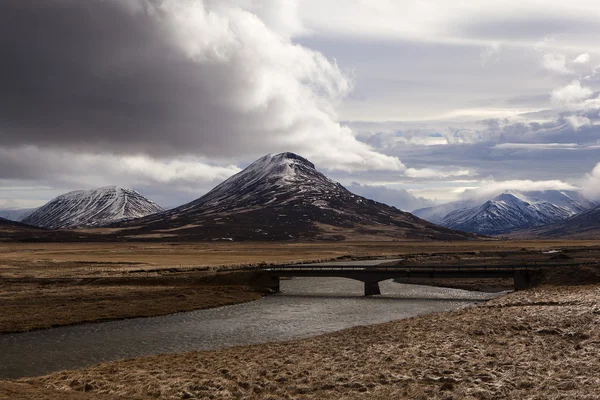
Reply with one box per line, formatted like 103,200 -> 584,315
510,203 -> 600,239
22,186 -> 163,229
414,190 -> 596,235
113,152 -> 474,241
5,155 -> 599,240
0,208 -> 36,222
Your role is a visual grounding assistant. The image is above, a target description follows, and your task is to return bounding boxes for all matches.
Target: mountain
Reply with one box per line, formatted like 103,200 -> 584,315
413,190 -> 596,235
511,204 -> 600,239
117,152 -> 475,241
22,186 -> 163,229
0,208 -> 37,222
413,190 -> 594,225
413,199 -> 480,223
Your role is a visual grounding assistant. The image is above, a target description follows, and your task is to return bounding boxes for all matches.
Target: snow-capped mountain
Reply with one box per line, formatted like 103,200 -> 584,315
0,208 -> 37,222
22,186 -> 163,229
413,199 -> 480,223
512,203 -> 600,239
122,152 -> 474,241
413,190 -> 594,224
430,190 -> 596,235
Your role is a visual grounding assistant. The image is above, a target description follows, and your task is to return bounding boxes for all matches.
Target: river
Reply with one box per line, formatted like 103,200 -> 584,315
0,278 -> 502,379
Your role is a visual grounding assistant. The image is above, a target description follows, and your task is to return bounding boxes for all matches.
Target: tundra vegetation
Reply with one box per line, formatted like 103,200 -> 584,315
0,240 -> 599,399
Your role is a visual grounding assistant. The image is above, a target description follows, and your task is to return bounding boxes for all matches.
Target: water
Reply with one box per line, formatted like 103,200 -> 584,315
0,278 -> 502,379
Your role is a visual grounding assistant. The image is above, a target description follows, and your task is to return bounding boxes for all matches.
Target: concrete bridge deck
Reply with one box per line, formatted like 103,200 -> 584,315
253,261 -> 560,295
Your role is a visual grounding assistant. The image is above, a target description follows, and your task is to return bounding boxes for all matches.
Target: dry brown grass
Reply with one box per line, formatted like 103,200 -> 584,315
0,281 -> 261,333
22,278 -> 600,400
0,381 -> 126,400
2,240 -> 599,279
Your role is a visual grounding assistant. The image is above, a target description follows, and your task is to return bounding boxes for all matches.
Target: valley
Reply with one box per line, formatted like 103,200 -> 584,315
1,240 -> 599,399
1,240 -> 598,334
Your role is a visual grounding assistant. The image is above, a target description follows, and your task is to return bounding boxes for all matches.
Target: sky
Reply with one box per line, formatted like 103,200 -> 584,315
2,0 -> 600,211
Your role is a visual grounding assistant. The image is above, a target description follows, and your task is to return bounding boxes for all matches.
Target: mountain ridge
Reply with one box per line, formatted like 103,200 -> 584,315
116,152 -> 476,241
510,203 -> 600,239
22,186 -> 163,229
414,190 -> 596,235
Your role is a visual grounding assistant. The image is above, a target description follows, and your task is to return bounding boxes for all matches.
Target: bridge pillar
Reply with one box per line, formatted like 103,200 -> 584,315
252,272 -> 280,293
364,281 -> 381,296
513,270 -> 531,291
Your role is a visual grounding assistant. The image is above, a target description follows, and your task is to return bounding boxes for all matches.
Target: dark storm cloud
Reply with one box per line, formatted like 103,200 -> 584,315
0,0 -> 400,172
0,1 -> 239,156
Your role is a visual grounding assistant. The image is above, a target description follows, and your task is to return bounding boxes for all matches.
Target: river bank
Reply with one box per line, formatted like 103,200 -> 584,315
12,266 -> 600,400
2,241 -> 597,333
0,280 -> 263,333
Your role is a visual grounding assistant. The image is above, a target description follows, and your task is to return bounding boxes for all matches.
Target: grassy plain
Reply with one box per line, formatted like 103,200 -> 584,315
2,240 -> 598,279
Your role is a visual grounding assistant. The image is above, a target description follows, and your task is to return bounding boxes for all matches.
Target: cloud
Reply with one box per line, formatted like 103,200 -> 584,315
404,168 -> 473,179
0,146 -> 240,194
565,115 -> 592,129
458,179 -> 578,202
492,143 -> 590,150
0,0 -> 402,172
542,53 -> 572,75
573,53 -> 591,64
551,80 -> 593,106
346,182 -> 434,212
480,43 -> 501,66
581,162 -> 600,201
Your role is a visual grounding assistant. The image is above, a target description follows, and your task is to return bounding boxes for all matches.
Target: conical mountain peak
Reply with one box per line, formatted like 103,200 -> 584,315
118,152 -> 474,241
178,152 -> 337,214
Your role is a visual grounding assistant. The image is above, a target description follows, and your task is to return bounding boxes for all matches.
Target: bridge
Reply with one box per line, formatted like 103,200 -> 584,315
252,260 -> 548,296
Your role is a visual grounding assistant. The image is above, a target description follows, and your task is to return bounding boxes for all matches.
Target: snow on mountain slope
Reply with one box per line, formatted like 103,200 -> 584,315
124,152 -> 475,241
438,191 -> 588,235
511,204 -> 600,239
413,199 -> 480,224
176,152 -> 345,214
413,189 -> 595,225
22,186 -> 163,229
0,208 -> 36,222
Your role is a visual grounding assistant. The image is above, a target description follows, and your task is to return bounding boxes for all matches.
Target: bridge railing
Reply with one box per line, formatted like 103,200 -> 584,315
256,264 -> 548,273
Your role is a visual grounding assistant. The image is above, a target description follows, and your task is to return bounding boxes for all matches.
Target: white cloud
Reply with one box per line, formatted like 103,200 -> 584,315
581,162 -> 600,201
542,53 -> 572,75
551,80 -> 592,106
404,168 -> 473,179
346,182 -> 434,211
493,143 -> 584,150
459,179 -> 578,202
565,115 -> 592,130
0,147 -> 240,192
480,43 -> 501,66
573,53 -> 591,64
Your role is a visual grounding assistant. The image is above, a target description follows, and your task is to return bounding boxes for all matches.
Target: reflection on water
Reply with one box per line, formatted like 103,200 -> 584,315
0,278 -> 502,378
